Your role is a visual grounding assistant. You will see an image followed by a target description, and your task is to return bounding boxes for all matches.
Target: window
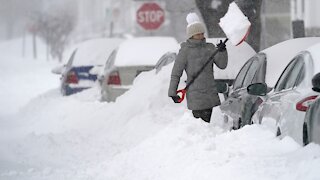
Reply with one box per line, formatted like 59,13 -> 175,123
242,59 -> 261,87
233,54 -> 266,90
104,49 -> 117,72
233,59 -> 253,90
274,55 -> 306,92
67,49 -> 77,67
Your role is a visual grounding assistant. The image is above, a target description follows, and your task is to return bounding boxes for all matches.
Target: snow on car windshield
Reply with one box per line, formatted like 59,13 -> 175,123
114,37 -> 179,66
72,38 -> 124,66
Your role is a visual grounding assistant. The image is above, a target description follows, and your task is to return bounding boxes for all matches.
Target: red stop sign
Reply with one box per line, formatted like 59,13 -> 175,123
136,3 -> 165,30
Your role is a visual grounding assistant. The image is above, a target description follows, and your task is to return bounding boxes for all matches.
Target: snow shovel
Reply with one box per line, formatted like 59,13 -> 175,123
176,2 -> 251,103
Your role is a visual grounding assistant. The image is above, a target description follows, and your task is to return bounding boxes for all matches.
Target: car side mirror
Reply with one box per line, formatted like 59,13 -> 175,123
51,65 -> 66,75
247,83 -> 268,96
216,82 -> 229,93
312,72 -> 320,92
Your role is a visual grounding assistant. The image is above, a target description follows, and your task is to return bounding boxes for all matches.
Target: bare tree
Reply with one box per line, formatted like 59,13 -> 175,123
0,0 -> 40,40
195,0 -> 233,37
32,7 -> 75,62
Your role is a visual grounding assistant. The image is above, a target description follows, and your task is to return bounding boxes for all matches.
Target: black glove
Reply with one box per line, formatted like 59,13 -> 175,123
171,95 -> 181,103
216,40 -> 226,52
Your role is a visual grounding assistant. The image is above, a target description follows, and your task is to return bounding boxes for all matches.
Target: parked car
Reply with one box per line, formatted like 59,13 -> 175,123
154,38 -> 256,99
52,38 -> 124,95
220,37 -> 320,130
302,73 -> 320,145
249,41 -> 320,145
154,52 -> 177,74
99,37 -> 179,102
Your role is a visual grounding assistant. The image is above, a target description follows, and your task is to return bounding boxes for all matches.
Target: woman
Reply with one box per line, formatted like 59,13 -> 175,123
168,13 -> 228,123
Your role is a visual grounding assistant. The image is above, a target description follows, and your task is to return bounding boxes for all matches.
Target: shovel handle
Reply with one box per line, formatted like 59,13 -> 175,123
176,89 -> 187,103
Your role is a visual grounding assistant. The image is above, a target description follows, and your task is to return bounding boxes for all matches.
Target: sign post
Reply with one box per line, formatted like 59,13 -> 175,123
136,2 -> 165,30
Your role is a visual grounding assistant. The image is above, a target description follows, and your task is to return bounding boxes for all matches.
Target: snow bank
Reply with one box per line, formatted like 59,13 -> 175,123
0,37 -> 59,117
1,37 -> 320,180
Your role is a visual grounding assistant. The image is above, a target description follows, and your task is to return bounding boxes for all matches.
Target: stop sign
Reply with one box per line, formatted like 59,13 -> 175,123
136,2 -> 165,30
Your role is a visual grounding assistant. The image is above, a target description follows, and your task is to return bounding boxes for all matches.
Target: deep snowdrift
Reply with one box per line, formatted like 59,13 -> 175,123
1,38 -> 320,180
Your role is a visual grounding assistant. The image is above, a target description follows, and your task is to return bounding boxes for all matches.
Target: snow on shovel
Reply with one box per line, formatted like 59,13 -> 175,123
176,2 -> 251,103
219,1 -> 251,46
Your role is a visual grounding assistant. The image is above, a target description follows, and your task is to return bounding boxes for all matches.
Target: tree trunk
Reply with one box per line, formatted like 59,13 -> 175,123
32,32 -> 37,59
195,0 -> 233,37
235,0 -> 262,52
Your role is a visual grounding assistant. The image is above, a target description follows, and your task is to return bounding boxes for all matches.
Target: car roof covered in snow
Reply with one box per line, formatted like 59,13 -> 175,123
72,38 -> 124,66
305,42 -> 320,75
207,38 -> 256,80
261,37 -> 320,87
114,37 -> 179,66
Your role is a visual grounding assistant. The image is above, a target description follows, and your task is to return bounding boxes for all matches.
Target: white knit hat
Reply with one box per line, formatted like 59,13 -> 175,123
186,12 -> 206,39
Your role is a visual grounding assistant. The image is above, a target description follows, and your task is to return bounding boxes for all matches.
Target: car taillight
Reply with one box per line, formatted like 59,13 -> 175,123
66,71 -> 78,84
107,71 -> 121,85
296,95 -> 318,112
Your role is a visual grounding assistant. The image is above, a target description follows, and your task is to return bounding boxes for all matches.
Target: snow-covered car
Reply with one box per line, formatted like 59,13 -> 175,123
52,38 -> 124,95
221,37 -> 320,130
99,36 -> 179,102
302,73 -> 320,145
248,40 -> 320,145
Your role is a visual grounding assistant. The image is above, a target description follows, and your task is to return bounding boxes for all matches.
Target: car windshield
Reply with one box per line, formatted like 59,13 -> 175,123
242,59 -> 261,87
155,52 -> 176,73
274,54 -> 306,92
67,49 -> 77,67
233,59 -> 253,90
233,53 -> 265,90
104,49 -> 118,73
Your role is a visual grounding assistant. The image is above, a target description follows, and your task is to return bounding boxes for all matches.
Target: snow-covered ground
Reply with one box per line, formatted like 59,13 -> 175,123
1,37 -> 320,180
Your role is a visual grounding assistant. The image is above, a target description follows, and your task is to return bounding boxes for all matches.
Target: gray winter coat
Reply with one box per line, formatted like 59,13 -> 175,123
168,38 -> 228,110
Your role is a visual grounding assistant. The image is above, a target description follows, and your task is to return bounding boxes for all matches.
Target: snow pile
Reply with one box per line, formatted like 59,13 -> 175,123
1,37 -> 320,180
0,37 -> 59,117
93,125 -> 304,180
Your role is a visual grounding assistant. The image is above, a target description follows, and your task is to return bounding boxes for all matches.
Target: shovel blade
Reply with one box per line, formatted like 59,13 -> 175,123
219,2 -> 251,46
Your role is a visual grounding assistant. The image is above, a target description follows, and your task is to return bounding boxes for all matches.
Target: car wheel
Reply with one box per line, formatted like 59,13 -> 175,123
303,122 -> 309,146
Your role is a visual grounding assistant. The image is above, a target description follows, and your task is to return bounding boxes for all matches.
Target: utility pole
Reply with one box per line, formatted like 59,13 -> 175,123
291,0 -> 305,38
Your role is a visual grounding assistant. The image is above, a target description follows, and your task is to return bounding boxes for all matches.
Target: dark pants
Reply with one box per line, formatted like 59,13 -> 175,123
192,108 -> 212,123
